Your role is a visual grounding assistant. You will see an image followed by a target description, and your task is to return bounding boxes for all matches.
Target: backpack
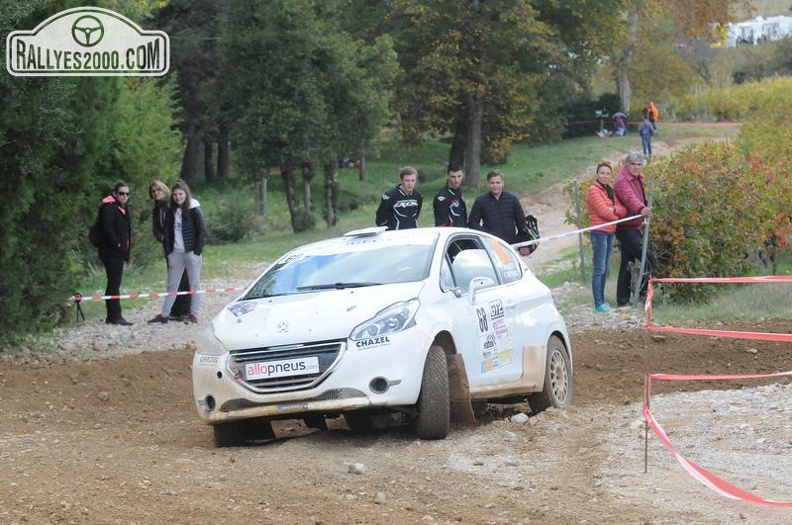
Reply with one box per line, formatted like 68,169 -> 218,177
516,214 -> 540,255
88,206 -> 103,247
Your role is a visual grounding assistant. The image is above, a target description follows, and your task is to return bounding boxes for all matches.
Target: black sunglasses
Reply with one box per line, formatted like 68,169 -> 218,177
117,191 -> 130,196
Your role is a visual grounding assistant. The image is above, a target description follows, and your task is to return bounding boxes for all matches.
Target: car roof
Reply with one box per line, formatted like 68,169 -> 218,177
284,227 -> 485,256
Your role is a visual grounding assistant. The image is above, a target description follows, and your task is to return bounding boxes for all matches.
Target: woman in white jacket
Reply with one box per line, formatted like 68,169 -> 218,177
148,179 -> 206,324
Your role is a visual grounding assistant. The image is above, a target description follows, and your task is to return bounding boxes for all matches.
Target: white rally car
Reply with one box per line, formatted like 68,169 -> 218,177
193,226 -> 572,447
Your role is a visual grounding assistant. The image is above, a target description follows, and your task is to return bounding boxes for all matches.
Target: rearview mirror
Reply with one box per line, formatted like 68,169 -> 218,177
468,277 -> 495,305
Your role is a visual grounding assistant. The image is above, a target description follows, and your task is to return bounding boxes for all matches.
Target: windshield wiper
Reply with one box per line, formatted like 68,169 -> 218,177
297,282 -> 380,291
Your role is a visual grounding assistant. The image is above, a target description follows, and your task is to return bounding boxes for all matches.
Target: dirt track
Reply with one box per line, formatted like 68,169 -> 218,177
1,320 -> 791,524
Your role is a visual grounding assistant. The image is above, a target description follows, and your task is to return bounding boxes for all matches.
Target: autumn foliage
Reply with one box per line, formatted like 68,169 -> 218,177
646,78 -> 792,301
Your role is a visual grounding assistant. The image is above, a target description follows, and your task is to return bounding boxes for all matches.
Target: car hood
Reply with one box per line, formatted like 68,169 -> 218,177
212,282 -> 425,350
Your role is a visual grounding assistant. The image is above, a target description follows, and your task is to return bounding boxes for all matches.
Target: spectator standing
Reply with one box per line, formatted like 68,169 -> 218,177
586,161 -> 627,313
97,182 -> 133,326
613,151 -> 654,307
149,180 -> 191,320
467,170 -> 530,254
149,180 -> 206,324
433,163 -> 467,227
375,166 -> 423,230
647,101 -> 659,131
639,117 -> 653,162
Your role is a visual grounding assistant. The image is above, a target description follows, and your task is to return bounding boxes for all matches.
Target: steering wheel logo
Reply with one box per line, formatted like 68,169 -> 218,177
71,15 -> 104,47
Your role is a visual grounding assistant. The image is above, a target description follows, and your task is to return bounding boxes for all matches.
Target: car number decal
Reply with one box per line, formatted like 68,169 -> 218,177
244,356 -> 320,380
476,299 -> 514,373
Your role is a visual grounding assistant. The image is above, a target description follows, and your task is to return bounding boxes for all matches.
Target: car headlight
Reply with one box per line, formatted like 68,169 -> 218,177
196,326 -> 228,356
350,299 -> 420,340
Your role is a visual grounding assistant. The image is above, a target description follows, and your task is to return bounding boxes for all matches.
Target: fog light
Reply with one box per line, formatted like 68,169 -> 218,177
369,377 -> 389,394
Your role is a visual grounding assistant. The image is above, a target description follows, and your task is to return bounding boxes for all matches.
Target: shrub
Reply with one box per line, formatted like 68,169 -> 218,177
201,186 -> 263,244
565,78 -> 792,303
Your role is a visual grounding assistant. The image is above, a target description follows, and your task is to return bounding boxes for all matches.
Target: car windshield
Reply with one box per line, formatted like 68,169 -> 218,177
243,240 -> 436,299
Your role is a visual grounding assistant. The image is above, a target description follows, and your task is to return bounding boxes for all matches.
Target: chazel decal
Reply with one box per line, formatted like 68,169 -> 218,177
355,335 -> 391,349
476,299 -> 515,372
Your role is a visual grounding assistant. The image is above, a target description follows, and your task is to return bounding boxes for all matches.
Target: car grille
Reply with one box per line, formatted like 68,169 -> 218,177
229,340 -> 345,393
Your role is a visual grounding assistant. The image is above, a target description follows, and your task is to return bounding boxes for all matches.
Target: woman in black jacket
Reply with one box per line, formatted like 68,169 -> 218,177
98,182 -> 132,325
149,180 -> 191,319
149,179 -> 206,324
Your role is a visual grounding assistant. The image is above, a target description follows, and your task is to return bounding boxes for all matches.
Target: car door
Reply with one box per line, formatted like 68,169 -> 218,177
483,236 -> 552,390
444,235 -> 523,388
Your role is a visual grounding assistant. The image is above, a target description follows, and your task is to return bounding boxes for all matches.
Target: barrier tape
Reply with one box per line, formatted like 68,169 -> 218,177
643,371 -> 792,507
646,276 -> 792,342
512,213 -> 643,250
71,287 -> 247,302
643,275 -> 792,505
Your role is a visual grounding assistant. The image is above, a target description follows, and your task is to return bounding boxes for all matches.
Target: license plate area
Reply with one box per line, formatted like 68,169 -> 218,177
243,356 -> 320,381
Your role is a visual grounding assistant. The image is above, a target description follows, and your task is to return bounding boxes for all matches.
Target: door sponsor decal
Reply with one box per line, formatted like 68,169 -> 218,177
476,299 -> 514,372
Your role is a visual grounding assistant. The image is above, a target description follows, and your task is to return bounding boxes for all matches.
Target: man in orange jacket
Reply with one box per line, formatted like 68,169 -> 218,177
647,101 -> 659,131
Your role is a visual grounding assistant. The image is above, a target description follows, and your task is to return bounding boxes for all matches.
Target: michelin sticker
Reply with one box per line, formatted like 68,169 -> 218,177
476,299 -> 515,373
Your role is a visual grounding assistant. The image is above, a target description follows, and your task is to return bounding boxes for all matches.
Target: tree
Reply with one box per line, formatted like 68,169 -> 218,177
0,0 -> 181,342
153,0 -> 225,186
347,0 -> 623,186
216,0 -> 396,232
610,0 -> 752,112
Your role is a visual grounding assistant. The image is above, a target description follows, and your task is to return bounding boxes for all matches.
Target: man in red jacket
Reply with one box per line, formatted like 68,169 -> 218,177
613,151 -> 654,307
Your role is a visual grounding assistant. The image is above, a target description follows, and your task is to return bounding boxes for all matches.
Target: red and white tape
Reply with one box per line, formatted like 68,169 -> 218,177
644,275 -> 792,505
511,213 -> 643,249
644,371 -> 792,507
71,287 -> 247,302
646,276 -> 792,341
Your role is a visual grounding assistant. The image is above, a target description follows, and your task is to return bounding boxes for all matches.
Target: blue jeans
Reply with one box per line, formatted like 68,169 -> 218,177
641,135 -> 652,157
590,231 -> 614,307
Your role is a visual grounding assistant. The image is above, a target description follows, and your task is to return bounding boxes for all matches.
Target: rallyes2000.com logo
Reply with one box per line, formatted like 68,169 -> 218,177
6,6 -> 169,77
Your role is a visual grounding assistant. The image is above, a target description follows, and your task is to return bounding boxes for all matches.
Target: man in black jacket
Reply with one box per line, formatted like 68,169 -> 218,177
468,170 -> 528,251
433,163 -> 467,227
375,166 -> 423,230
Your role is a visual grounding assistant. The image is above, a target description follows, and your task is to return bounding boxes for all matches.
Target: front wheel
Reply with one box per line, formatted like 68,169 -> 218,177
528,335 -> 573,413
411,345 -> 450,440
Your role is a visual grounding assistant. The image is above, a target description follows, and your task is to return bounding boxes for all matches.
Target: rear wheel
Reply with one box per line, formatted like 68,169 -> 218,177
411,345 -> 450,440
528,335 -> 573,413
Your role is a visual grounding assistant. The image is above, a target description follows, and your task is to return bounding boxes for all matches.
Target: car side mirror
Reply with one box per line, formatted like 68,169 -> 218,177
468,277 -> 495,304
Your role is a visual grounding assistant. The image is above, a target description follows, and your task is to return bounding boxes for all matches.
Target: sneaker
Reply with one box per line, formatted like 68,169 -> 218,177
148,314 -> 169,324
616,302 -> 631,309
187,314 -> 198,324
594,304 -> 612,313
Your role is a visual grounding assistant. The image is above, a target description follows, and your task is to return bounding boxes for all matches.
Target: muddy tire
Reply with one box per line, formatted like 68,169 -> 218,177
411,345 -> 450,440
528,335 -> 573,413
